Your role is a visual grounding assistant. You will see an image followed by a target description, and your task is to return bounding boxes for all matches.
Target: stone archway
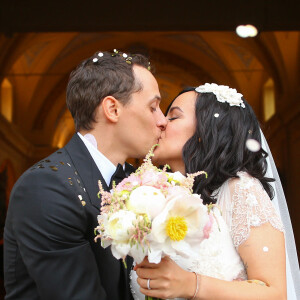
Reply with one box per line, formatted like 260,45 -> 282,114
0,31 -> 299,257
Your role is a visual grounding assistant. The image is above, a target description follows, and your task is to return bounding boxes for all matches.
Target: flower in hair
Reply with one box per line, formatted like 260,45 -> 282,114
195,83 -> 245,108
92,52 -> 104,64
111,49 -> 134,65
109,49 -> 151,70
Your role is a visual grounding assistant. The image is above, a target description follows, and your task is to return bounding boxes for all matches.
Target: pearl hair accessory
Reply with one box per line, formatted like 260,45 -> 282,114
195,83 -> 245,108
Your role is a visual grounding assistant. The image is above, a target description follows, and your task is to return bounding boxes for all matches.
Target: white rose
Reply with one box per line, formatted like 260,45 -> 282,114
106,210 -> 136,241
127,186 -> 167,219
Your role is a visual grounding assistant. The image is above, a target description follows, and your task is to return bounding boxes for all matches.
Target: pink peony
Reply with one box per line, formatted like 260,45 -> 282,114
141,170 -> 168,188
115,174 -> 141,192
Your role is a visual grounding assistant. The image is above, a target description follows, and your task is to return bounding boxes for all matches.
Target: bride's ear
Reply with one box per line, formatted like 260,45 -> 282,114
101,96 -> 122,123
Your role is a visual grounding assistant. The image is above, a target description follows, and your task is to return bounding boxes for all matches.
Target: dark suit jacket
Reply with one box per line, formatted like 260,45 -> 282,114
4,134 -> 135,300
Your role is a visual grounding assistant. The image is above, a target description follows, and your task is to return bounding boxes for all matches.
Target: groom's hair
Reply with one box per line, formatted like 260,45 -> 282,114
66,50 -> 151,131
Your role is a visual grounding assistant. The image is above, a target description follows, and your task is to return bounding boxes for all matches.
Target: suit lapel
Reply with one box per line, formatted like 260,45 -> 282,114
65,134 -> 109,210
65,134 -> 135,298
123,163 -> 136,299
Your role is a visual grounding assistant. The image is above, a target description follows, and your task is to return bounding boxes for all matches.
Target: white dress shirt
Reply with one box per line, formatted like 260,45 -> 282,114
77,132 -> 119,187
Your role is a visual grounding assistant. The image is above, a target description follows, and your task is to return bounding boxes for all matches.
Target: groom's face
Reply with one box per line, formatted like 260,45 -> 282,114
117,65 -> 167,158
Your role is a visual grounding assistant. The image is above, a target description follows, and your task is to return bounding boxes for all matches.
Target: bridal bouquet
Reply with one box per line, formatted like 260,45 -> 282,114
94,145 -> 215,264
95,146 -> 246,300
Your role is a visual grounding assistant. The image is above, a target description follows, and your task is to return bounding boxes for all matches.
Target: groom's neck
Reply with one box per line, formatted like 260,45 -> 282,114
80,126 -> 127,166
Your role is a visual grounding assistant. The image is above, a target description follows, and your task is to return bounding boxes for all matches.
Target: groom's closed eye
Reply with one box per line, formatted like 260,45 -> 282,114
149,96 -> 161,113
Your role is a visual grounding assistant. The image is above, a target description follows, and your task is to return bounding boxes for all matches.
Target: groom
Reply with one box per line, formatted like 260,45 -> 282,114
4,50 -> 167,299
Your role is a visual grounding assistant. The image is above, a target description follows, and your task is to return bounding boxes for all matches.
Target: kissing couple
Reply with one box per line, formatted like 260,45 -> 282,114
4,50 -> 299,299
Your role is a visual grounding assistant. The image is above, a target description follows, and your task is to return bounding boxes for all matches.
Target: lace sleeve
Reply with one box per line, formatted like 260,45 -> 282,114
229,172 -> 284,249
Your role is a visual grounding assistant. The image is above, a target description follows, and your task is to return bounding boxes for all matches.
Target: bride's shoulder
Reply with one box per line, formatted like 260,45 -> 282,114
227,171 -> 266,195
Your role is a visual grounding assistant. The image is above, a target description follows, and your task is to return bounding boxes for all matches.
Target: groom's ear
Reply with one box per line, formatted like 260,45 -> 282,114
101,96 -> 122,123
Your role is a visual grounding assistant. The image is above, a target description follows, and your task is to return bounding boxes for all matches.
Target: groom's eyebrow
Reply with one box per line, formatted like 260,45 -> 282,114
169,106 -> 183,113
149,95 -> 161,103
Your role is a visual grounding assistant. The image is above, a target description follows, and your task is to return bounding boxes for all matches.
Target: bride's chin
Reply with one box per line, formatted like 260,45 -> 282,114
152,150 -> 165,166
152,154 -> 162,166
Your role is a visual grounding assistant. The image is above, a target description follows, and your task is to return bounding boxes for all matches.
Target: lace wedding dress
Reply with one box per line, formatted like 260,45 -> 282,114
130,172 -> 284,300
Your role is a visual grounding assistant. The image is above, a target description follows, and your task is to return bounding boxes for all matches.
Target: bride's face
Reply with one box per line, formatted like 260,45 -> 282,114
153,91 -> 197,172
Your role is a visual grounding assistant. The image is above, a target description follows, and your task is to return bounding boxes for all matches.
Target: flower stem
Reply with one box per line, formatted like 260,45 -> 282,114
145,297 -> 162,300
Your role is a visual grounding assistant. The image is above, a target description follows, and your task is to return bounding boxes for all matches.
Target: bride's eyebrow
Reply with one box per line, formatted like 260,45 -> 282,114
168,106 -> 184,114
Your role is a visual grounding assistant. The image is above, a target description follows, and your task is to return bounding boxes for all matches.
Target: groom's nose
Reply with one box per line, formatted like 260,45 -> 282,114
156,108 -> 167,131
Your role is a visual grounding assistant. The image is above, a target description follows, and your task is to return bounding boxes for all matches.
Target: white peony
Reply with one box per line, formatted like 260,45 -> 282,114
128,243 -> 150,264
167,171 -> 186,184
172,208 -> 244,281
148,192 -> 209,263
111,242 -> 131,260
104,210 -> 136,242
126,186 -> 167,219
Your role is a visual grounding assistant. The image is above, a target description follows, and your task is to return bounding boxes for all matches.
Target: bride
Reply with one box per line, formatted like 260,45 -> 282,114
131,84 -> 300,299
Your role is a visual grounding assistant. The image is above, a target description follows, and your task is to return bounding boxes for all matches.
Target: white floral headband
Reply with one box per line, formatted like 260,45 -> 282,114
195,83 -> 245,108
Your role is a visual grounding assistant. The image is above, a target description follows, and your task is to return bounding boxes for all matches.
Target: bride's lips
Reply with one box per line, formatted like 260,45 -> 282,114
157,135 -> 162,144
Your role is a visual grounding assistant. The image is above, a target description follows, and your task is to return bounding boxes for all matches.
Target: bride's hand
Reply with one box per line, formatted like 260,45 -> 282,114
134,256 -> 196,299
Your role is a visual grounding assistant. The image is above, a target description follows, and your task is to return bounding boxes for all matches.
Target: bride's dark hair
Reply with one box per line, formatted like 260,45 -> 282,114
166,87 -> 274,204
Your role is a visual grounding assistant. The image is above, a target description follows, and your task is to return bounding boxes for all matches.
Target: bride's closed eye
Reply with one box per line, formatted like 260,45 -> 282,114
167,106 -> 183,121
168,117 -> 178,121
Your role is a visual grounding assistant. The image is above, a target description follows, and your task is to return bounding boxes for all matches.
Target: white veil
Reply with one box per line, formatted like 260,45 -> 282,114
260,129 -> 300,299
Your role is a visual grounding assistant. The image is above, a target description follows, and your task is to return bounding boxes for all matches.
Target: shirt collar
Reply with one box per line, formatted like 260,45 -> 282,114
77,132 -> 120,187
